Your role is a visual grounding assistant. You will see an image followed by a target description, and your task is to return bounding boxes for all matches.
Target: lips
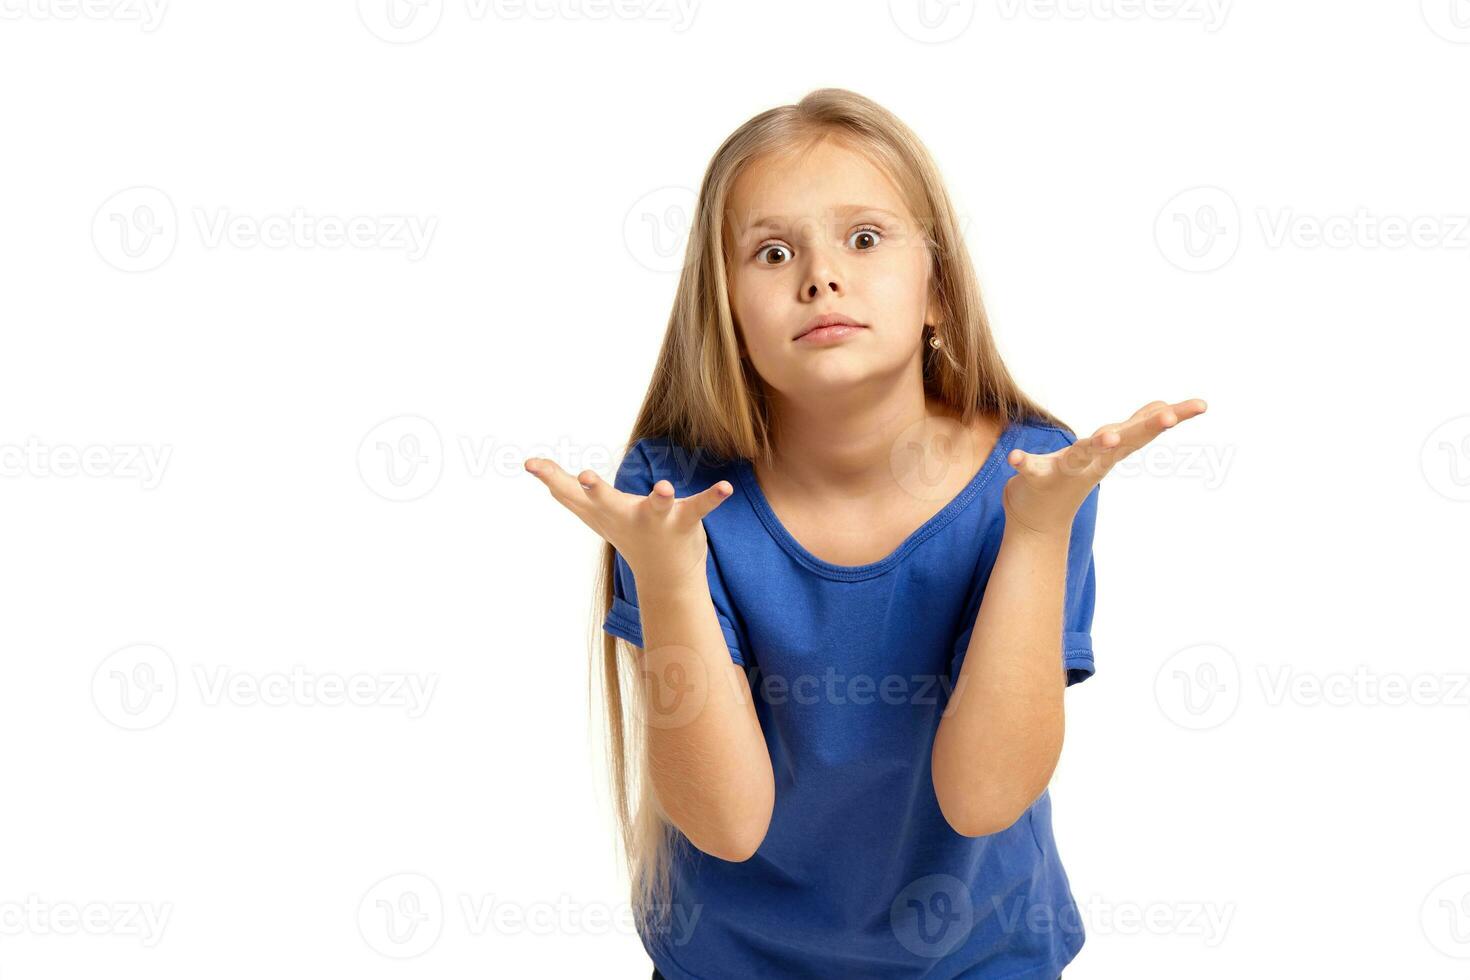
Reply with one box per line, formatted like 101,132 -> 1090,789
794,313 -> 865,340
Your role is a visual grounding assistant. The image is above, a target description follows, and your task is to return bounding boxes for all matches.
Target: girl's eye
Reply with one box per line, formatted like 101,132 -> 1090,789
848,225 -> 883,250
754,225 -> 884,265
756,244 -> 792,265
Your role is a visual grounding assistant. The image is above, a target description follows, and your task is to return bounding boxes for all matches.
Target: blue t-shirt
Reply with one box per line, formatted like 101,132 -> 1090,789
602,417 -> 1098,980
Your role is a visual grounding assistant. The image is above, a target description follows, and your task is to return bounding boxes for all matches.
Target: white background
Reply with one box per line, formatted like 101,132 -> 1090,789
2,0 -> 1469,977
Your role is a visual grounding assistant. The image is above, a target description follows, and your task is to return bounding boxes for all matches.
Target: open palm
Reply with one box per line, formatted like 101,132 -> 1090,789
524,456 -> 735,593
1002,398 -> 1209,536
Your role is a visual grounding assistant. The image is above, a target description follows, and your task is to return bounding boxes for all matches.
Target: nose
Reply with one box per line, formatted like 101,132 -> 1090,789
803,247 -> 842,298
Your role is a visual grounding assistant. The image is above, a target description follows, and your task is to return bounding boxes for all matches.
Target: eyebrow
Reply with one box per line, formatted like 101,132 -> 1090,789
739,204 -> 905,237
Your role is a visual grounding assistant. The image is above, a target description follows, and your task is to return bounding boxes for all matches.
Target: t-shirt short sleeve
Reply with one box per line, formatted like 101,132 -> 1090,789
600,440 -> 746,666
947,431 -> 1099,689
1062,482 -> 1099,686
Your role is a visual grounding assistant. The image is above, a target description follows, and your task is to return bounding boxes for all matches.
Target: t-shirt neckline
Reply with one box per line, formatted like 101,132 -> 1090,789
735,418 -> 1022,582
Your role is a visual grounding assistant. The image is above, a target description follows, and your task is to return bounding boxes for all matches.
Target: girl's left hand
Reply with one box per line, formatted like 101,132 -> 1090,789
1002,398 -> 1209,537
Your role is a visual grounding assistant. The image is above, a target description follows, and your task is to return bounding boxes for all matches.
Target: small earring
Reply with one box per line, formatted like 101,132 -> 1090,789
927,326 -> 943,350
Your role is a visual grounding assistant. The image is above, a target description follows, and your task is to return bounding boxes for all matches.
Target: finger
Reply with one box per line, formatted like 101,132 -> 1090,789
524,456 -> 592,513
1007,447 -> 1046,477
1054,429 -> 1121,477
1127,400 -> 1170,423
1168,397 -> 1208,423
682,480 -> 735,522
646,479 -> 677,516
1063,398 -> 1209,476
576,468 -> 614,503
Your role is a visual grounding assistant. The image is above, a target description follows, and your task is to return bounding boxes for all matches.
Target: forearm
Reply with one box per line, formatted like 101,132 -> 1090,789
637,577 -> 774,862
931,521 -> 1070,836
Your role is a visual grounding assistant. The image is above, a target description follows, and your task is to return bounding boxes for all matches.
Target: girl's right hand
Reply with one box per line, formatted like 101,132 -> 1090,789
524,456 -> 735,594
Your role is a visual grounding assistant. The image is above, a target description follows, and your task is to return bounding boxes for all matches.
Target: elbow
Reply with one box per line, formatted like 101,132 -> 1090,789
692,816 -> 770,863
701,829 -> 764,863
936,797 -> 1027,838
932,771 -> 1030,839
695,784 -> 774,863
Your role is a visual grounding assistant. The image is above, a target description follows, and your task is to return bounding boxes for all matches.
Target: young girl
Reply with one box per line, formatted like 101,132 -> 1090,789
526,88 -> 1205,979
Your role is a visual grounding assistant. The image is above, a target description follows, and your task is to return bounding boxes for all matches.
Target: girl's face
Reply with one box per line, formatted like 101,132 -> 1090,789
723,137 -> 941,401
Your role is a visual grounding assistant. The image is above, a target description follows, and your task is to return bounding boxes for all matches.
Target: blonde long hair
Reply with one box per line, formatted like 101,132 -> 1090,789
590,87 -> 1072,941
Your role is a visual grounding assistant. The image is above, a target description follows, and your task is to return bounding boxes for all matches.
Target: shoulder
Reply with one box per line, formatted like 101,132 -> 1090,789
612,435 -> 740,497
1010,417 -> 1084,454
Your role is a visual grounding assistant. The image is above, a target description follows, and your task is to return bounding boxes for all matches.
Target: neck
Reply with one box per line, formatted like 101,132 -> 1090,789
761,374 -> 985,498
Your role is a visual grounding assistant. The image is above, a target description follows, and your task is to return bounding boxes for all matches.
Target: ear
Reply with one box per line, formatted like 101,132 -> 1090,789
924,287 -> 944,333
